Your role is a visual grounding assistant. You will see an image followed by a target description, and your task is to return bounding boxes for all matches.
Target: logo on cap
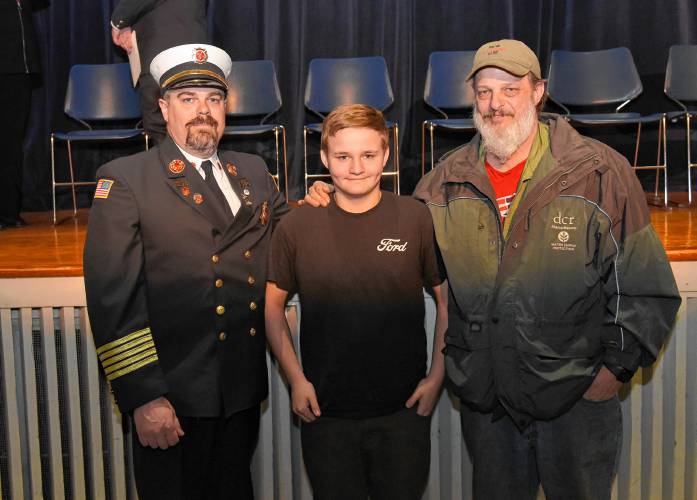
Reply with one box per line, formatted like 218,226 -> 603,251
193,47 -> 208,64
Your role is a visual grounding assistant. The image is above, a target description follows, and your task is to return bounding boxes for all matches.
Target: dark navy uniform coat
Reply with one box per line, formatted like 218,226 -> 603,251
111,0 -> 207,76
84,136 -> 289,417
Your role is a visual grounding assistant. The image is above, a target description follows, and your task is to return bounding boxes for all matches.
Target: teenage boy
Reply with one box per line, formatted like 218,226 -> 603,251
265,104 -> 447,500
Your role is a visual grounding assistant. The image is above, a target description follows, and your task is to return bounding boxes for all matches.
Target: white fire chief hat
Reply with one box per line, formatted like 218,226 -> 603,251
150,44 -> 232,94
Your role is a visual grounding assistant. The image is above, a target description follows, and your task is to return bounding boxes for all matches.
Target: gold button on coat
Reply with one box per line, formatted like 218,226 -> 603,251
216,305 -> 225,315
249,301 -> 257,311
249,328 -> 257,336
218,332 -> 226,341
244,250 -> 252,259
247,276 -> 255,285
215,279 -> 223,288
211,255 -> 220,263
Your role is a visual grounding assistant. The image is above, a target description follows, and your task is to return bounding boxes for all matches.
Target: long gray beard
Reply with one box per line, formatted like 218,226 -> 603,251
473,100 -> 537,163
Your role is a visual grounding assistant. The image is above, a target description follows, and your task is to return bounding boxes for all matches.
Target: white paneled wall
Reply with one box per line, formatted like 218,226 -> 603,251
0,265 -> 695,499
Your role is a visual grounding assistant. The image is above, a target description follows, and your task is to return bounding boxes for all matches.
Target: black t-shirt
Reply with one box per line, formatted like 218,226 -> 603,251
268,191 -> 443,418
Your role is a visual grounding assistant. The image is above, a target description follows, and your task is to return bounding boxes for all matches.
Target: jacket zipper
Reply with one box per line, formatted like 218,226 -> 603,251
17,0 -> 29,74
491,198 -> 504,265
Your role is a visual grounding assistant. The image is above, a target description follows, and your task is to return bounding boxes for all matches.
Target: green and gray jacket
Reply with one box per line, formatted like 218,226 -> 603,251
414,115 -> 680,428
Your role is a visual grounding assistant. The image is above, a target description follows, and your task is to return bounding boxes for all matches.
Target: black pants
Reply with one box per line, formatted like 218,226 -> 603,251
301,407 -> 431,500
460,396 -> 622,500
0,74 -> 32,218
137,73 -> 167,145
131,405 -> 261,500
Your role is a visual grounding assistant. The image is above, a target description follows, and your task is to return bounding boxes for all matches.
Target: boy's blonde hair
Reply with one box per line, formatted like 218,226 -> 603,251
320,104 -> 389,153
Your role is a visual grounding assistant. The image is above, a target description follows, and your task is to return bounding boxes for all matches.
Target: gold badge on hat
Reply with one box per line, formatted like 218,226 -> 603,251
226,163 -> 237,176
169,159 -> 185,175
193,193 -> 204,204
193,47 -> 208,64
259,201 -> 270,226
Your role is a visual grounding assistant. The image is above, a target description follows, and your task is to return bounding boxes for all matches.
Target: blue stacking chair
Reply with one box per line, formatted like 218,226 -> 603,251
547,48 -> 669,206
51,63 -> 146,224
222,60 -> 288,200
303,56 -> 400,194
422,51 -> 477,175
665,44 -> 697,205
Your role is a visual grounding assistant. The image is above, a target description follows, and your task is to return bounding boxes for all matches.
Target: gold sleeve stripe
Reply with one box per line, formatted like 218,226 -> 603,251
106,355 -> 159,382
99,334 -> 153,362
104,347 -> 158,376
96,327 -> 151,355
101,341 -> 155,369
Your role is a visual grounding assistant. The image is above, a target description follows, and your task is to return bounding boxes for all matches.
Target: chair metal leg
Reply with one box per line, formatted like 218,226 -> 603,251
273,127 -> 280,180
421,122 -> 426,178
50,134 -> 57,225
66,140 -> 78,218
632,117 -> 671,207
271,126 -> 289,201
688,114 -> 693,205
632,122 -> 642,169
653,119 -> 661,199
303,127 -> 309,196
661,115 -> 668,207
393,124 -> 400,195
429,124 -> 435,174
145,133 -> 150,150
281,126 -> 289,202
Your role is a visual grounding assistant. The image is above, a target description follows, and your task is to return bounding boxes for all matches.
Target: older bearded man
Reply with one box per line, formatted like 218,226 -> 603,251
413,39 -> 680,500
305,39 -> 680,500
84,44 -> 289,500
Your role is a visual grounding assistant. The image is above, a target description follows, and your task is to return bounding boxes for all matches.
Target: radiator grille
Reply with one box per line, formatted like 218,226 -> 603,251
33,321 -> 53,500
0,313 -> 10,499
0,277 -> 694,499
55,324 -> 74,500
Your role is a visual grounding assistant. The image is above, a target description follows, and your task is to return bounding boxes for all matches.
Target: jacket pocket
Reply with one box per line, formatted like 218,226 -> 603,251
515,317 -> 600,358
513,318 -> 601,419
444,324 -> 497,410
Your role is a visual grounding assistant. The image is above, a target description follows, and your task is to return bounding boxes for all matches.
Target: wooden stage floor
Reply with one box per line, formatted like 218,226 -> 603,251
1,195 -> 696,278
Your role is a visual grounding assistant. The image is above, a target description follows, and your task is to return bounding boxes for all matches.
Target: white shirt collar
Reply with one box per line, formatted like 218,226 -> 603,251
173,142 -> 220,169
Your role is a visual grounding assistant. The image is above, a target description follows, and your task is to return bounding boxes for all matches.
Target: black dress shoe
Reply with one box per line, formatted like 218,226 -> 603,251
0,215 -> 27,229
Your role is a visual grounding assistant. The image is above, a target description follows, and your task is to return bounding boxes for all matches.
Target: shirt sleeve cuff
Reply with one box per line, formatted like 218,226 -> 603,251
603,346 -> 642,382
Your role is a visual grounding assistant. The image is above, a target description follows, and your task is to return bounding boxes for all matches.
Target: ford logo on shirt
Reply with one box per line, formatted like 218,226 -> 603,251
377,238 -> 408,252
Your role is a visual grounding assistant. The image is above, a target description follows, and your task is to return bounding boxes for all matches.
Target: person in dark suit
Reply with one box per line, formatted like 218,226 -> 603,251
83,44 -> 289,500
110,0 -> 207,144
0,0 -> 47,228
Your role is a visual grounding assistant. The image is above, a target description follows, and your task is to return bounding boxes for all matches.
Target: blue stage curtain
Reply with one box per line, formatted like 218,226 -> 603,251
23,0 -> 697,209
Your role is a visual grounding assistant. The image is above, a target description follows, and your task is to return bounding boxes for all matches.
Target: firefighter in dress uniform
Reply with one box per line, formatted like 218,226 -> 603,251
83,43 -> 289,500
